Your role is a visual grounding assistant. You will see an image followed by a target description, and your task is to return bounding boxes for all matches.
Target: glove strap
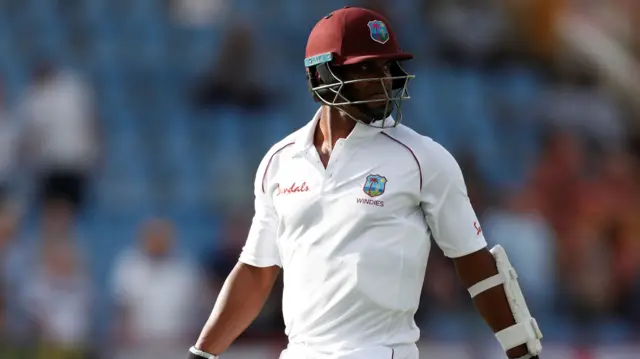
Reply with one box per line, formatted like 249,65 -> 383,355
515,354 -> 538,359
188,346 -> 220,359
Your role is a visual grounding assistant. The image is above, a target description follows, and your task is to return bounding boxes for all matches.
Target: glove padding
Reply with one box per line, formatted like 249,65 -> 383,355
187,353 -> 208,359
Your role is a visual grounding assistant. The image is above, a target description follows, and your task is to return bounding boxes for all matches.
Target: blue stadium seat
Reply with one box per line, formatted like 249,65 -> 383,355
234,0 -> 262,18
164,129 -> 195,167
179,26 -> 222,76
95,69 -> 129,122
78,0 -> 106,22
173,175 -> 207,211
24,0 -> 57,23
117,21 -> 167,71
175,216 -> 222,255
0,60 -> 28,107
87,34 -> 121,72
483,67 -> 544,185
261,111 -> 296,149
0,13 -> 14,47
405,67 -> 454,149
499,66 -> 542,105
205,108 -> 246,153
94,172 -> 154,217
129,0 -> 162,20
414,68 -> 507,185
38,23 -> 68,62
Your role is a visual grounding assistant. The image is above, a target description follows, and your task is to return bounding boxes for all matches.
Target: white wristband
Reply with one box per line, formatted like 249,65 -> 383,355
190,346 -> 220,359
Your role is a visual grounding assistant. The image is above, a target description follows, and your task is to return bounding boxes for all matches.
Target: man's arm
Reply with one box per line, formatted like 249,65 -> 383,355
419,139 -> 542,359
194,262 -> 280,355
189,145 -> 286,359
453,249 -> 533,359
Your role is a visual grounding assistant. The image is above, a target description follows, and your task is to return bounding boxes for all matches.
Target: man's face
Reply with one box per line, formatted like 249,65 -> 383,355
43,242 -> 78,279
337,60 -> 394,122
141,220 -> 174,258
42,200 -> 73,238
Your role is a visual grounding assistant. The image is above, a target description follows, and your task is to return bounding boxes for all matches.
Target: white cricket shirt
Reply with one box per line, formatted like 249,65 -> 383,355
239,108 -> 487,356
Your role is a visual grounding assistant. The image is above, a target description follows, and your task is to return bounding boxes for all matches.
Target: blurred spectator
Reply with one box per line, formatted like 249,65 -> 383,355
0,202 -> 17,336
457,154 -> 492,214
110,218 -> 205,359
600,153 -> 640,325
567,0 -> 634,47
0,0 -> 638,355
206,212 -> 250,280
0,286 -> 4,348
0,202 -> 27,346
602,154 -> 640,286
502,0 -> 567,61
538,65 -> 625,153
483,188 -> 557,315
21,239 -> 92,359
192,22 -> 272,111
557,180 -> 624,337
170,0 -> 229,27
526,137 -> 640,340
204,211 -> 284,336
0,202 -> 81,344
0,82 -> 20,204
38,199 -> 77,243
427,0 -> 511,67
418,250 -> 475,340
530,131 -> 587,227
19,63 -> 101,217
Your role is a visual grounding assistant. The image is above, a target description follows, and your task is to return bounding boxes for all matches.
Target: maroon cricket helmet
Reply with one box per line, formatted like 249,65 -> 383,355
305,6 -> 413,65
304,6 -> 415,126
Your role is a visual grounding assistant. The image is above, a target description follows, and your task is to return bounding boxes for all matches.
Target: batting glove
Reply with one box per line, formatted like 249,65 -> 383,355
187,346 -> 220,359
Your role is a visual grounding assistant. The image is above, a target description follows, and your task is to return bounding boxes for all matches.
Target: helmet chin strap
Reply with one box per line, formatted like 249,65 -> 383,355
327,116 -> 334,154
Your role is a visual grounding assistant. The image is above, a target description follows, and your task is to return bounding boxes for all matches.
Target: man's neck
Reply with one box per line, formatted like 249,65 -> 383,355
314,106 -> 357,154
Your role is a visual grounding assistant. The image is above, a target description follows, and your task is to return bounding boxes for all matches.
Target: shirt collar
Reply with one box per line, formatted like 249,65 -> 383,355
292,107 -> 394,156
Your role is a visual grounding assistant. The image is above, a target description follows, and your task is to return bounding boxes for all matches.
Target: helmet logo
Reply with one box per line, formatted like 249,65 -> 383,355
367,20 -> 389,44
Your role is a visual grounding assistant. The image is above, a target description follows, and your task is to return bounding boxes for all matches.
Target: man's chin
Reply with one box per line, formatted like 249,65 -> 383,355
337,104 -> 393,123
367,104 -> 394,120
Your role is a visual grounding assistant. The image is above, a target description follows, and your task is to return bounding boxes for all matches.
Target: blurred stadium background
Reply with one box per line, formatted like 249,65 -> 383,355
0,0 -> 639,358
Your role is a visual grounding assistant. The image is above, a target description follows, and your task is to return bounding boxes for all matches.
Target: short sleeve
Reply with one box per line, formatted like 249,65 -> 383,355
110,251 -> 137,306
420,141 -> 487,258
238,153 -> 282,268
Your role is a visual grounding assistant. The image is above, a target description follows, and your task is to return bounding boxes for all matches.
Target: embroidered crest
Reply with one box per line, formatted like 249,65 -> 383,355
363,174 -> 388,197
367,20 -> 390,44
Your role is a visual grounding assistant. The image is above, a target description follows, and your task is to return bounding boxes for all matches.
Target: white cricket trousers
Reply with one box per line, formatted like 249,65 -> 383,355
279,343 -> 419,359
